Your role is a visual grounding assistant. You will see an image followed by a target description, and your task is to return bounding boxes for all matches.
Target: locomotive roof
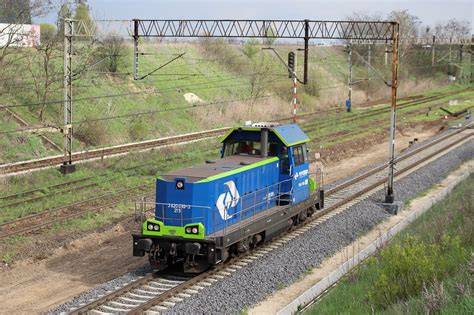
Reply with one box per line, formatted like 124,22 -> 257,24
221,123 -> 309,147
161,155 -> 278,183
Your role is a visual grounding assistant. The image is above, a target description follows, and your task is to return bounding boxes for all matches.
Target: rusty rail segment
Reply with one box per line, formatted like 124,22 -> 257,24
0,184 -> 154,240
0,127 -> 231,175
326,122 -> 473,197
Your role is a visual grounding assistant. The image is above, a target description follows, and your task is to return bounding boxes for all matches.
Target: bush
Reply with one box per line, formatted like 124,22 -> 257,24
129,120 -> 148,141
242,39 -> 260,59
368,235 -> 467,308
303,79 -> 320,97
74,118 -> 108,146
98,35 -> 127,73
199,38 -> 245,74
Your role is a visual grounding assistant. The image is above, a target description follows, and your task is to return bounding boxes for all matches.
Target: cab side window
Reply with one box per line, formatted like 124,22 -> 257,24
292,145 -> 306,166
302,143 -> 308,162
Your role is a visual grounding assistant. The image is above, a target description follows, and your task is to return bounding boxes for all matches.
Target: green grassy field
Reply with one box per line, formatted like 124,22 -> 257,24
305,174 -> 474,315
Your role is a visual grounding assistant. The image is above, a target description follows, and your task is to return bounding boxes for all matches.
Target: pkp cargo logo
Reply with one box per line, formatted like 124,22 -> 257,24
216,181 -> 240,220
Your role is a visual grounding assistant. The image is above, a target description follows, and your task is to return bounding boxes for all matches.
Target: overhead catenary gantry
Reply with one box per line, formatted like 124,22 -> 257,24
65,18 -> 404,205
130,19 -> 397,84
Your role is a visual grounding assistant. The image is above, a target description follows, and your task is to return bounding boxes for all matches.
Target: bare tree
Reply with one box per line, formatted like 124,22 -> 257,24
0,0 -> 53,65
98,34 -> 126,73
433,19 -> 470,38
26,23 -> 63,121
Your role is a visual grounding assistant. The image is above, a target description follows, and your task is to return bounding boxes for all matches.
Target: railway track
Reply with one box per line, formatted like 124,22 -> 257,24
2,88 -> 470,176
0,146 -> 220,240
302,88 -> 473,134
308,102 -> 474,148
69,122 -> 472,315
0,183 -> 154,240
0,127 -> 230,176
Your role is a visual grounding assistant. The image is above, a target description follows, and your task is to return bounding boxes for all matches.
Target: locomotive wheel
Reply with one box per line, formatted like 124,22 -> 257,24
298,209 -> 308,222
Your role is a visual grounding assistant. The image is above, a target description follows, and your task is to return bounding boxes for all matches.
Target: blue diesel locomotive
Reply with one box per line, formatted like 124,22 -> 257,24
133,123 -> 323,272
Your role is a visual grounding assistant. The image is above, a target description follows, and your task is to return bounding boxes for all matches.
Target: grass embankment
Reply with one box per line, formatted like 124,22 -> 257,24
305,174 -> 474,314
0,40 -> 464,163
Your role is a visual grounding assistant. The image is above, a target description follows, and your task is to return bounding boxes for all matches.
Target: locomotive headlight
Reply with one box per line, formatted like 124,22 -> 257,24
148,224 -> 154,231
153,224 -> 160,231
176,180 -> 185,190
192,227 -> 198,234
185,227 -> 192,234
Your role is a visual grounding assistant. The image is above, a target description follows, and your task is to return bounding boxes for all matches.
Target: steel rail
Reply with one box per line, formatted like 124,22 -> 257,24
308,103 -> 474,148
0,145 -> 216,205
0,184 -> 154,240
326,122 -> 473,197
69,273 -> 158,315
0,176 -> 96,201
0,182 -> 98,210
303,87 -> 473,134
0,127 -> 231,175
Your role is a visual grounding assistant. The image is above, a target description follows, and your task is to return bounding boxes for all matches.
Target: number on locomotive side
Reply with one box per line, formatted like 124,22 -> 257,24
174,208 -> 182,214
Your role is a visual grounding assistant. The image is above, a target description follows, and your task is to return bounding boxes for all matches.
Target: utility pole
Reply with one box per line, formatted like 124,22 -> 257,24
133,19 -> 140,80
459,44 -> 463,82
431,35 -> 436,66
303,19 -> 309,84
347,41 -> 352,112
367,44 -> 371,100
449,37 -> 452,64
471,35 -> 473,84
385,22 -> 399,205
60,18 -> 75,174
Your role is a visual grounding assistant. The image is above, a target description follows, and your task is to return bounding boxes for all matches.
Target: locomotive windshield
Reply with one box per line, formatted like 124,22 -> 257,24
224,140 -> 279,157
224,140 -> 261,156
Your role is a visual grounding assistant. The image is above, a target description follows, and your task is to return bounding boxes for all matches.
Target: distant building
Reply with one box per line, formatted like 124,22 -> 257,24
0,23 -> 40,47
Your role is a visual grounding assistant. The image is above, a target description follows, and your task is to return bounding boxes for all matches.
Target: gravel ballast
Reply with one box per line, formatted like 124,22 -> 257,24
48,136 -> 473,314
46,265 -> 154,314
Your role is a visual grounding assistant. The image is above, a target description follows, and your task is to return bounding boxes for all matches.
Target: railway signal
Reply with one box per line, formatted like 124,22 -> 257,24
288,51 -> 295,78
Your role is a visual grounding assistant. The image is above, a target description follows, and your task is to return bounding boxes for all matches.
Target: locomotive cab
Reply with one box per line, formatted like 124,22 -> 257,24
221,123 -> 312,206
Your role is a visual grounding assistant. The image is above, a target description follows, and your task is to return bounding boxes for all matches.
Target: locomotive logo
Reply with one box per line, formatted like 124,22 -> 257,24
216,181 -> 240,221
